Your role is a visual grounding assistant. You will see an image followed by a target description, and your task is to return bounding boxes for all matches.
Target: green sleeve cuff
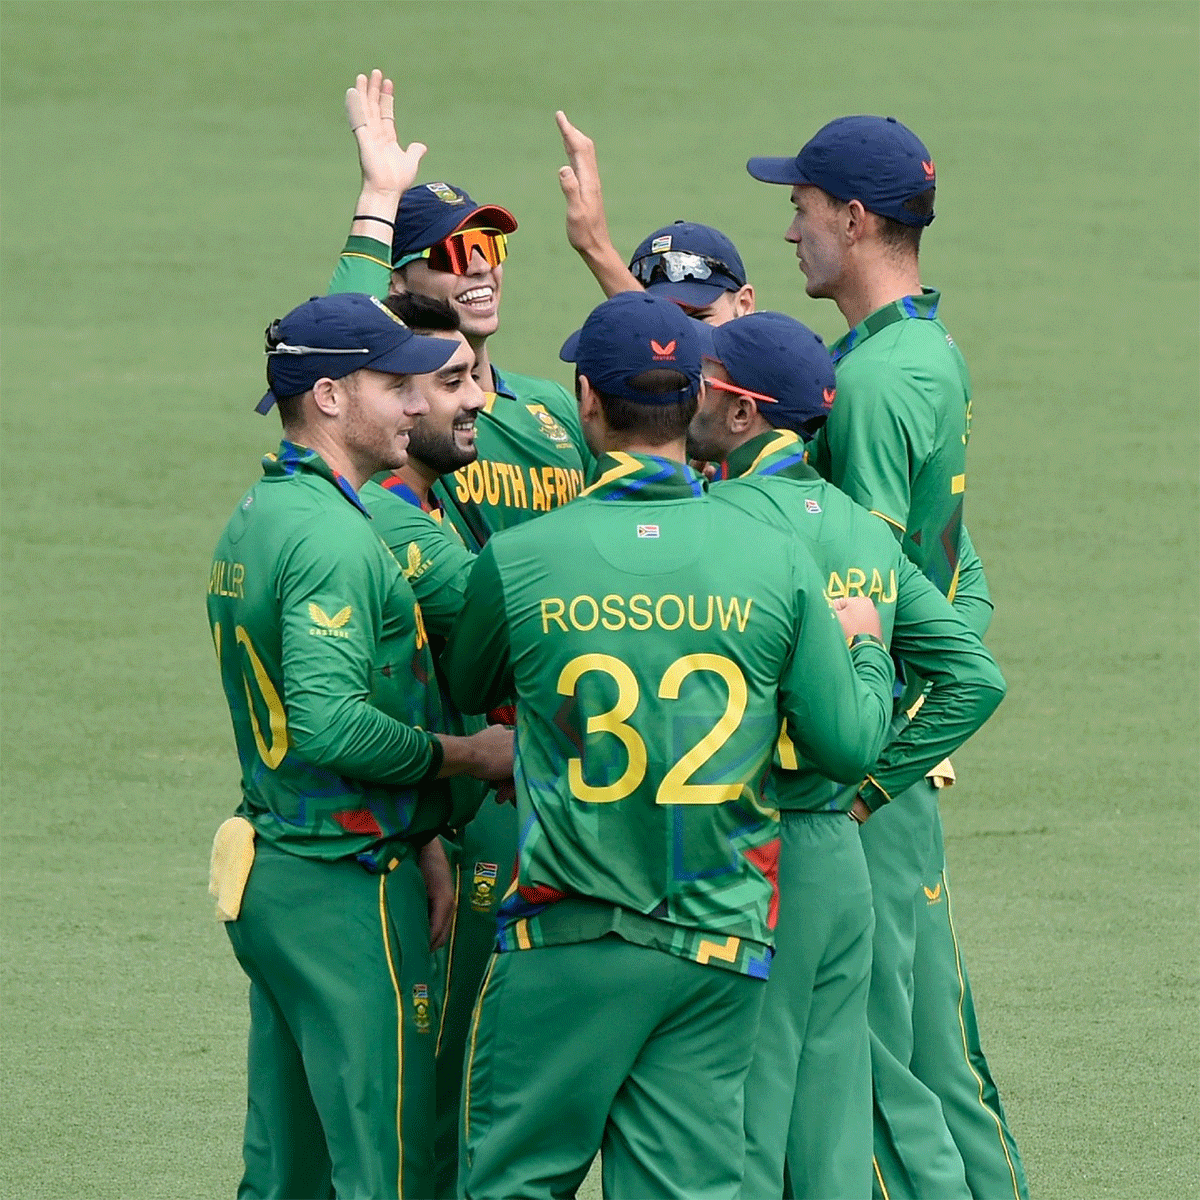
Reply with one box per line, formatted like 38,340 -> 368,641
848,632 -> 887,653
858,775 -> 894,813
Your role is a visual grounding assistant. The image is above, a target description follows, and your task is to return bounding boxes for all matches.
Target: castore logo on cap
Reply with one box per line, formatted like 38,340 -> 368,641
922,159 -> 936,180
823,387 -> 837,408
650,339 -> 677,360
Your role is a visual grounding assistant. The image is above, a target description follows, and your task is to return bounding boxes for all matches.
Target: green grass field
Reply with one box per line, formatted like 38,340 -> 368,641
2,2 -> 1197,1197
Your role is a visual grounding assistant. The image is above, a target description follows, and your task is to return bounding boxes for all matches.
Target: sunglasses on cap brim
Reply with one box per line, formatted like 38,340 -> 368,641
396,228 -> 509,274
706,373 -> 828,439
630,250 -> 739,288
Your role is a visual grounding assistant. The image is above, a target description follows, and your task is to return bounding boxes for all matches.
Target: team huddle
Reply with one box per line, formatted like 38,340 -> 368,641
206,70 -> 1030,1200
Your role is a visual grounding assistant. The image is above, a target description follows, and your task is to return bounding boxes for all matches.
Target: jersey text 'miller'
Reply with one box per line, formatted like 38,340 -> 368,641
539,594 -> 754,635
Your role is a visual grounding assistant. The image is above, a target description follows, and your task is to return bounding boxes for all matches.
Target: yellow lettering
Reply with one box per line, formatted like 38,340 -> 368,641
414,603 -> 427,650
601,594 -> 627,631
230,563 -> 245,598
509,464 -> 528,509
466,461 -> 486,505
868,569 -> 885,601
846,568 -> 867,596
655,594 -> 685,631
540,597 -> 568,634
541,466 -> 556,508
552,468 -> 568,508
687,594 -> 714,631
569,594 -> 600,631
454,466 -> 470,502
716,596 -> 754,633
883,570 -> 897,604
484,460 -> 502,506
497,462 -> 513,508
826,570 -> 847,600
628,594 -> 653,631
529,468 -> 547,512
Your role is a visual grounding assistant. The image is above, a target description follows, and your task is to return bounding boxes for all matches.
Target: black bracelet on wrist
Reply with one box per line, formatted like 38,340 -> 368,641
353,214 -> 396,229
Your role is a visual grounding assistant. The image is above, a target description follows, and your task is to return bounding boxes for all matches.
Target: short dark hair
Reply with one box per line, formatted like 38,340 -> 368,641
876,188 -> 935,255
383,292 -> 460,335
576,367 -> 698,444
264,319 -> 306,428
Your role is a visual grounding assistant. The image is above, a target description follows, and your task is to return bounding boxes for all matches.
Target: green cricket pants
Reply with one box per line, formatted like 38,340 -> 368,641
460,936 -> 765,1200
742,811 -> 874,1200
431,799 -> 518,1198
225,840 -> 438,1200
861,779 -> 1029,1200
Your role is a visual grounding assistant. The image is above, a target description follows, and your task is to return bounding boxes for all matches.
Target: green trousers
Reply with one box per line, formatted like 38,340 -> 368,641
225,840 -> 437,1200
861,780 -> 1029,1200
742,811 -> 874,1200
431,800 -> 518,1198
461,937 -> 765,1200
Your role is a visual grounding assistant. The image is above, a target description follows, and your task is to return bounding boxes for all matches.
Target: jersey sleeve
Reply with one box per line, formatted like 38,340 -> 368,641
327,233 -> 392,299
777,547 -> 895,783
826,358 -> 933,537
857,556 -> 1006,811
277,522 -> 440,784
950,524 -> 994,638
440,542 -> 515,714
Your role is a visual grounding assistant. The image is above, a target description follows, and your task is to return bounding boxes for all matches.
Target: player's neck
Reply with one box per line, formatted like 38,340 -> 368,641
836,254 -> 923,330
290,426 -> 372,493
603,435 -> 688,461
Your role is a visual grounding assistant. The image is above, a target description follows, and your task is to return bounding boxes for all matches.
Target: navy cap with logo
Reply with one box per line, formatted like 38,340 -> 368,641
255,293 -> 457,414
391,181 -> 518,268
559,292 -> 703,405
627,221 -> 747,308
704,311 -> 836,439
747,115 -> 937,227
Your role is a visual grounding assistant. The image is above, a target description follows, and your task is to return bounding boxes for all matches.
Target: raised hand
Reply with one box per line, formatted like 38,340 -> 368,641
346,69 -> 427,206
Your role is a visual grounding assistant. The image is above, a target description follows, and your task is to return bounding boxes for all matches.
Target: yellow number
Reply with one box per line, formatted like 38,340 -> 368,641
556,654 -> 646,803
657,654 -> 749,805
555,652 -> 749,806
235,625 -> 289,769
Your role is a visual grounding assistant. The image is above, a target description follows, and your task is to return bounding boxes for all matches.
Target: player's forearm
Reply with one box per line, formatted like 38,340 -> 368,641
349,184 -> 401,240
577,241 -> 644,299
287,693 -> 442,786
857,668 -> 1006,811
951,525 -> 994,638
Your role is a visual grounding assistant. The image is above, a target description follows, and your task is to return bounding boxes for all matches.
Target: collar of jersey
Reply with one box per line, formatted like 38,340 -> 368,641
725,429 -> 820,481
581,452 -> 706,502
830,287 -> 941,365
490,366 -> 518,400
378,473 -> 442,514
264,440 -> 371,517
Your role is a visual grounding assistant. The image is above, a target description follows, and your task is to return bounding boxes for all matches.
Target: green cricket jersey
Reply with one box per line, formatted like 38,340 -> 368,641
329,234 -> 593,542
811,289 -> 970,599
711,430 -> 1006,815
207,442 -> 450,868
440,453 -> 895,978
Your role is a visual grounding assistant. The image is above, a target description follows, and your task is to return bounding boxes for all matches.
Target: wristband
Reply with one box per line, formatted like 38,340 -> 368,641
847,632 -> 886,653
353,214 -> 396,229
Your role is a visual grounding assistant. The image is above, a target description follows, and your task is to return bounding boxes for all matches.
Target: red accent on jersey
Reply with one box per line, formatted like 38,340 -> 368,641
745,840 -> 781,929
332,809 -> 385,836
518,883 -> 570,904
487,704 -> 517,726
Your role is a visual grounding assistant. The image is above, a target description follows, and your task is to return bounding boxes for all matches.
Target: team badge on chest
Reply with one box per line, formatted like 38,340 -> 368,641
471,861 -> 499,912
526,404 -> 570,445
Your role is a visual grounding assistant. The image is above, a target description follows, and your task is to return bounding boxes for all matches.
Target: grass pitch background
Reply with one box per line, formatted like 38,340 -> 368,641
2,2 -> 1197,1197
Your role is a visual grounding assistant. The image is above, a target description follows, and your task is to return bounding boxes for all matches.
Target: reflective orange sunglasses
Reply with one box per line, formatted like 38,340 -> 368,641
396,228 -> 509,274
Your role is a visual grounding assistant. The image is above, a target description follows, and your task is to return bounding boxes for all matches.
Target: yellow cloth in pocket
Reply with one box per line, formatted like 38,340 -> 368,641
926,758 -> 956,789
209,816 -> 256,922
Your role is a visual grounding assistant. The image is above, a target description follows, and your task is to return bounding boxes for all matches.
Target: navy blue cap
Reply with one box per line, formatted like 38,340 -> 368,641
747,115 -> 936,227
559,292 -> 702,404
256,293 -> 457,414
704,311 -> 836,438
391,181 -> 517,267
627,221 -> 747,307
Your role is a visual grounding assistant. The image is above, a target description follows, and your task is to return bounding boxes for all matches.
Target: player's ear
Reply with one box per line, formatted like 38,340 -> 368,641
733,284 -> 755,317
844,199 -> 869,245
729,394 -> 757,434
576,375 -> 601,422
388,267 -> 409,297
311,376 -> 341,418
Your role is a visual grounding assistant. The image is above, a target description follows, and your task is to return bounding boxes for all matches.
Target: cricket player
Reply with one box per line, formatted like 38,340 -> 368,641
748,116 -> 1030,1200
330,73 -> 592,1192
439,292 -> 899,1200
206,291 -> 514,1199
356,291 -> 503,1198
691,311 -> 1007,1199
